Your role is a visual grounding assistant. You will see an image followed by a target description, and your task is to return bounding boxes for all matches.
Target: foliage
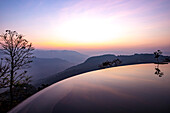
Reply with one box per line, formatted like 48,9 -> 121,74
99,59 -> 122,68
0,84 -> 37,113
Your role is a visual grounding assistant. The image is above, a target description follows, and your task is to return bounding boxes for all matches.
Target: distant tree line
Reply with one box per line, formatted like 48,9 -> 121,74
99,59 -> 122,68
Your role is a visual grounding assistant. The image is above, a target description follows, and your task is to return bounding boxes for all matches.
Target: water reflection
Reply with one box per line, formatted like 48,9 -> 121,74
9,64 -> 170,113
155,64 -> 164,77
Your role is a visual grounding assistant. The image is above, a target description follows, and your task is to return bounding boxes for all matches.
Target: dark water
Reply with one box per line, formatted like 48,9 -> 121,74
9,64 -> 170,113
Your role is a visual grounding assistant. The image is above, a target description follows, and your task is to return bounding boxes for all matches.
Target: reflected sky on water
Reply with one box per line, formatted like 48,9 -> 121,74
10,64 -> 170,113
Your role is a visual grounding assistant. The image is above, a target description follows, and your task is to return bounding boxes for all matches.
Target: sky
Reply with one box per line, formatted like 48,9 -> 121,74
0,0 -> 170,55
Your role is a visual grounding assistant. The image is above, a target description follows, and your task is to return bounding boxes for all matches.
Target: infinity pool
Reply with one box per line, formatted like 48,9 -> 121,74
9,63 -> 170,113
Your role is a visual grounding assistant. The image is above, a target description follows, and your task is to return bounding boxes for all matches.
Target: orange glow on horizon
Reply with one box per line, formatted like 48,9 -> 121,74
0,0 -> 170,53
33,37 -> 170,51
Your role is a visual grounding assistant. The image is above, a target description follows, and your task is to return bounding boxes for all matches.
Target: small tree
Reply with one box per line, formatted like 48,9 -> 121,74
0,30 -> 34,107
154,50 -> 162,63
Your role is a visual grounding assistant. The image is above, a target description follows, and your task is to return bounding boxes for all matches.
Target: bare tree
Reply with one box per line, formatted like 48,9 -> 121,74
0,30 -> 34,107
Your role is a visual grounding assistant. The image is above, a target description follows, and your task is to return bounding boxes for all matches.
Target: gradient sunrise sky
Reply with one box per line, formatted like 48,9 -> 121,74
0,0 -> 170,55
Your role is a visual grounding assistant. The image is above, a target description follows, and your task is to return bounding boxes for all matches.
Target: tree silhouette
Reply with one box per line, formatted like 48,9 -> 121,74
99,59 -> 122,68
154,50 -> 162,64
0,30 -> 34,107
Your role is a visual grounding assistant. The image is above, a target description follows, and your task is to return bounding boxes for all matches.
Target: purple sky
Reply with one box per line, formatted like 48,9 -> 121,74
0,0 -> 170,55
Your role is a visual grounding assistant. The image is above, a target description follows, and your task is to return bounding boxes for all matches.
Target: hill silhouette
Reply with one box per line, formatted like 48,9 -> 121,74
35,53 -> 169,87
33,50 -> 88,64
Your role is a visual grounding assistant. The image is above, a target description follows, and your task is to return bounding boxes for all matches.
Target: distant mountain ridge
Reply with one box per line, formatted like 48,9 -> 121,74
29,58 -> 74,83
36,53 -> 169,86
0,57 -> 74,93
33,50 -> 88,64
0,49 -> 88,87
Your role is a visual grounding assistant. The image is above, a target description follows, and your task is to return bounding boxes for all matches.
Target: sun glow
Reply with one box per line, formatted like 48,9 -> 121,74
56,17 -> 129,44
